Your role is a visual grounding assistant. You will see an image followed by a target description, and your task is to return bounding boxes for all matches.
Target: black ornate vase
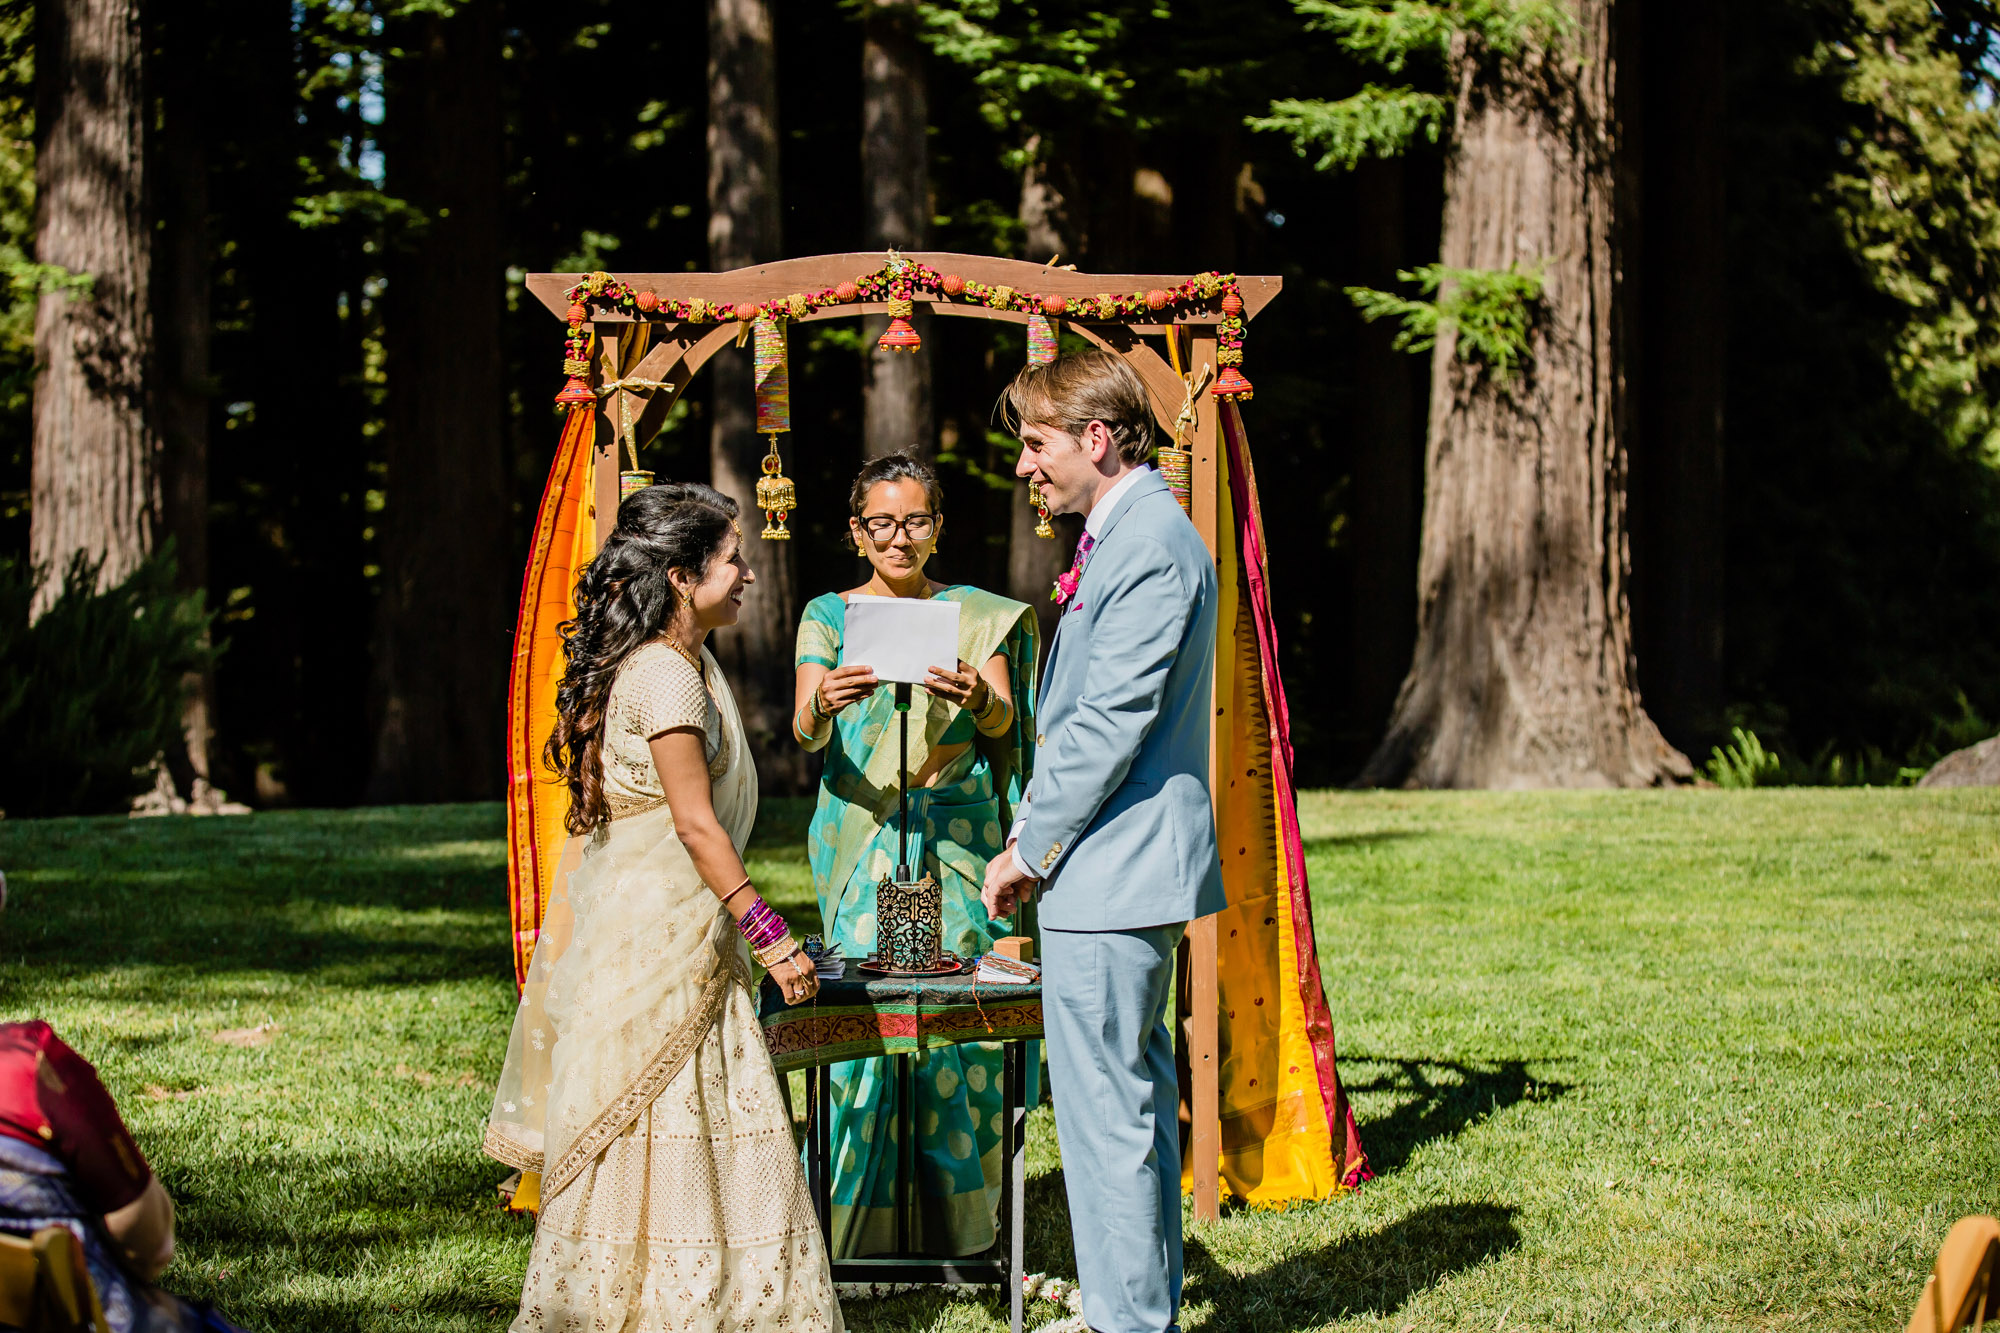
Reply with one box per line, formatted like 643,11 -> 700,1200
875,873 -> 942,972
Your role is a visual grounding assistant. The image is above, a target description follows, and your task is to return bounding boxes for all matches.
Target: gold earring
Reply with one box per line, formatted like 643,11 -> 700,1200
1029,480 -> 1055,540
679,588 -> 694,609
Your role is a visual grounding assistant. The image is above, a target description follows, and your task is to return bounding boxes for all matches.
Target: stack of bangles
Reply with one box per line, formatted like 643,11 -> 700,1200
795,685 -> 832,741
971,683 -> 1005,728
735,892 -> 802,971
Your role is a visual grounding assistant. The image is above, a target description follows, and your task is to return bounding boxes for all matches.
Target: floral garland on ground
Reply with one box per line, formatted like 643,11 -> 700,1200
554,255 -> 1253,409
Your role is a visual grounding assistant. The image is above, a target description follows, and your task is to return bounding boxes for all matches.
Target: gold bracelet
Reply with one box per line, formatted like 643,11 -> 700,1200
754,935 -> 800,970
809,684 -> 833,721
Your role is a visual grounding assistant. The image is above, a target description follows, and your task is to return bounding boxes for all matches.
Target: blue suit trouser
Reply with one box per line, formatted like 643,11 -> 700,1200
1041,923 -> 1186,1333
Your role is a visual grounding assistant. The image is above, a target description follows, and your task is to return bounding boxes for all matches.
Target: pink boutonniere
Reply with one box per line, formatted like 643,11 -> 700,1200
1053,532 -> 1096,610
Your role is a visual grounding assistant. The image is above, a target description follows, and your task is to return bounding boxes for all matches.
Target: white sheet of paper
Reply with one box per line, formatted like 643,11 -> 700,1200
841,595 -> 961,684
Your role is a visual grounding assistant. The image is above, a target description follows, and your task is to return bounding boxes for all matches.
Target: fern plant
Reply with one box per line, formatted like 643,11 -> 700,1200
1346,262 -> 1545,379
0,548 -> 217,817
1704,727 -> 1784,789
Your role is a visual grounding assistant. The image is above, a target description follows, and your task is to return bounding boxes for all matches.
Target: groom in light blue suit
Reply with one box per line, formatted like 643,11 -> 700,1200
982,349 -> 1226,1333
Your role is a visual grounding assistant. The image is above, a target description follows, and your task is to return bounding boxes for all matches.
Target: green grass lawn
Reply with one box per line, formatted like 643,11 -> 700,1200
0,789 -> 1995,1331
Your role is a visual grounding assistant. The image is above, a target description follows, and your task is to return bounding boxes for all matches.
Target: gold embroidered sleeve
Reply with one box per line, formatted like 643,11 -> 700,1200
619,647 -> 709,741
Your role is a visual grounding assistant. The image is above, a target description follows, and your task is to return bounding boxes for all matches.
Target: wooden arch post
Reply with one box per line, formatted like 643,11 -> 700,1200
525,254 -> 1280,1224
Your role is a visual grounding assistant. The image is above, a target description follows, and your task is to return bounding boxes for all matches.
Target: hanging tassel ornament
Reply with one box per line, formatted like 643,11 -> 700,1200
556,318 -> 595,411
1211,286 -> 1254,401
756,441 -> 796,540
752,316 -> 796,539
1029,480 -> 1055,540
1026,312 -> 1058,365
878,252 -> 921,353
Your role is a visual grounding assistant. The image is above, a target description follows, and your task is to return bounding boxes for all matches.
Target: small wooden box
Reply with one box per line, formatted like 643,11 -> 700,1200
993,935 -> 1034,964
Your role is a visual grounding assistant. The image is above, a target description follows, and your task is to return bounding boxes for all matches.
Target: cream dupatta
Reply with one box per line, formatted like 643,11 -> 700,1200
485,644 -> 757,1198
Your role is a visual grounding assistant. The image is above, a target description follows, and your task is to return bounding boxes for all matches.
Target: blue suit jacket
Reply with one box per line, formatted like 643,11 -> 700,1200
1017,468 -> 1226,931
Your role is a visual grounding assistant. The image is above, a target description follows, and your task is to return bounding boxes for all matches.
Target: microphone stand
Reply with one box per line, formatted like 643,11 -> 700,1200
894,681 -> 912,881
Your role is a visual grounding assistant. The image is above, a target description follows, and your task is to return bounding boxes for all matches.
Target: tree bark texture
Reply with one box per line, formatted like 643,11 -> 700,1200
1360,2 -> 1691,789
29,0 -> 155,617
708,0 -> 806,792
154,0 -> 222,803
367,5 -> 509,802
861,0 -> 932,459
1629,0 -> 1725,752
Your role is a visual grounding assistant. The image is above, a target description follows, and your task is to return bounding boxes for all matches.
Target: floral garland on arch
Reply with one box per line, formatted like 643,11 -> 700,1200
553,255 -> 1254,409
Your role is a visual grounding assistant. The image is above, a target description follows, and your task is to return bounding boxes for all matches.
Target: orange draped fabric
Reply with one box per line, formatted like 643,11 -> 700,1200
506,408 -> 599,987
1198,403 -> 1371,1201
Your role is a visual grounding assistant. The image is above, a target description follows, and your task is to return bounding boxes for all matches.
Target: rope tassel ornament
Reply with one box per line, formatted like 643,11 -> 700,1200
752,317 -> 797,539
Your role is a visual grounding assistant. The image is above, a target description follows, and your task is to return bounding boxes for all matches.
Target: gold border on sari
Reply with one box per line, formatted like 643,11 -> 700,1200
539,952 -> 748,1197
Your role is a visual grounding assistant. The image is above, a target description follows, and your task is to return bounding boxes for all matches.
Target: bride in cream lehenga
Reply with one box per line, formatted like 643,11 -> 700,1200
485,482 -> 842,1333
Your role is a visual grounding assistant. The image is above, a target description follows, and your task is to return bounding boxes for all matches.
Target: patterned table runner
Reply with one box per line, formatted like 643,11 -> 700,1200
757,969 -> 1044,1073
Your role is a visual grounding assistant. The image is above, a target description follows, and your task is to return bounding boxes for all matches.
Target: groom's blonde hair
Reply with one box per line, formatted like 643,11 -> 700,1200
1002,348 -> 1156,464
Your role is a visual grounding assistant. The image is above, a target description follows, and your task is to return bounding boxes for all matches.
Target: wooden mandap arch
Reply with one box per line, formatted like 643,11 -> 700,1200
509,252 -> 1370,1218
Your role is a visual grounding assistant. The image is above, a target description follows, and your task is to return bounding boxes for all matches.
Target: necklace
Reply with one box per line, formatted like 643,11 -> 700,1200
662,634 -> 705,678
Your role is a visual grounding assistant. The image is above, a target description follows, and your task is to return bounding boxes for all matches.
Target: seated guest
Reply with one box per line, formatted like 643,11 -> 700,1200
792,452 -> 1039,1257
0,1020 -> 240,1332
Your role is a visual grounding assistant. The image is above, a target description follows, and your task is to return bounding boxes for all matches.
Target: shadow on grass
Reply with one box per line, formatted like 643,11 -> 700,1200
1186,1201 -> 1520,1326
1003,1170 -> 1518,1330
1346,1057 -> 1569,1177
1301,829 -> 1429,855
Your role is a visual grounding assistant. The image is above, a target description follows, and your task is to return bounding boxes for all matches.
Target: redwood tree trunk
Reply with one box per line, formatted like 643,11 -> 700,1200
29,0 -> 155,614
708,0 -> 805,792
1360,3 -> 1691,789
861,0 -> 932,459
367,5 -> 509,802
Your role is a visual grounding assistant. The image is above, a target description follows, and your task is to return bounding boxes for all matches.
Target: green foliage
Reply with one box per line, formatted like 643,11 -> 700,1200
1248,86 -> 1448,170
0,549 -> 217,818
1722,1 -> 2000,765
1346,261 -> 1543,377
1704,727 -> 1784,788
1813,0 -> 2000,463
911,1 -> 1146,149
1292,0 -> 1571,71
1250,0 -> 1571,165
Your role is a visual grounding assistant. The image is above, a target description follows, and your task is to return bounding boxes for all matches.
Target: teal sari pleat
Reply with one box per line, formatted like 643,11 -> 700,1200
797,588 -> 1039,1258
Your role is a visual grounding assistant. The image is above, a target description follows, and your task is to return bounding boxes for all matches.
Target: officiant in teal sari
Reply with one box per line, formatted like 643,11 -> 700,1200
792,454 -> 1040,1258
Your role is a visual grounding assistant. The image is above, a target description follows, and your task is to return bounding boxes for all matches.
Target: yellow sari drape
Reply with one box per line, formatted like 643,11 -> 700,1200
1195,403 -> 1372,1202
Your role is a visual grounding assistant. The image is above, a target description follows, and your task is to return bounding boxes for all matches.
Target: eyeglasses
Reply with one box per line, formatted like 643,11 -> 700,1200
858,513 -> 938,541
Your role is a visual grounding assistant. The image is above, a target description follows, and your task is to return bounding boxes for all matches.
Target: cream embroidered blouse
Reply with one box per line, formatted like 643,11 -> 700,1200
601,641 -> 725,820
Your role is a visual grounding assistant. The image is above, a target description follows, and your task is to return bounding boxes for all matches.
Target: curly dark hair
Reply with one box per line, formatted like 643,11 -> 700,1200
545,482 -> 739,832
845,452 -> 944,552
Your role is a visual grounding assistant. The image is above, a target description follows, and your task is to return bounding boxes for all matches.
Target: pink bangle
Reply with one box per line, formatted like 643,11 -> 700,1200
736,895 -> 789,952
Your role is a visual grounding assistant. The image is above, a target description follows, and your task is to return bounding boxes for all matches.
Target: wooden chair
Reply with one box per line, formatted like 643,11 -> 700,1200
0,1226 -> 110,1333
1908,1215 -> 2000,1333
